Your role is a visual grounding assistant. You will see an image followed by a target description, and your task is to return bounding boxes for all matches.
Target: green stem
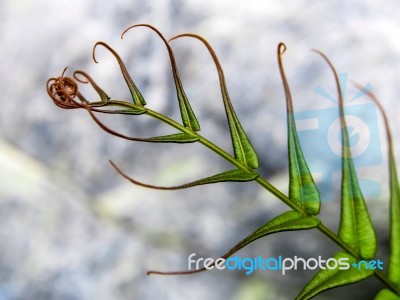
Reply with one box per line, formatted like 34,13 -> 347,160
142,107 -> 400,295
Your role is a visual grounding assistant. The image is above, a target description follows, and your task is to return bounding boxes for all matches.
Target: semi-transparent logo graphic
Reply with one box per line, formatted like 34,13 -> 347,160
188,253 -> 384,276
294,73 -> 382,201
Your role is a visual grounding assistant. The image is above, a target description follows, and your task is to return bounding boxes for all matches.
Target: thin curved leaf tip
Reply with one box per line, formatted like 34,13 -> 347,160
277,43 -> 321,215
295,53 -> 381,300
169,33 -> 259,169
93,41 -> 147,106
109,161 -> 259,190
313,50 -> 377,260
121,24 -> 200,131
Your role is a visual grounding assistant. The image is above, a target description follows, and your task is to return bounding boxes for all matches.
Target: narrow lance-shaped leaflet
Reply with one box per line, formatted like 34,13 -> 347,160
296,51 -> 378,300
353,84 -> 400,299
277,43 -> 320,215
73,70 -> 147,115
93,42 -> 147,106
121,24 -> 200,131
295,251 -> 374,300
84,106 -> 199,143
169,34 -> 259,169
147,210 -> 320,275
109,162 -> 259,189
310,50 -> 377,260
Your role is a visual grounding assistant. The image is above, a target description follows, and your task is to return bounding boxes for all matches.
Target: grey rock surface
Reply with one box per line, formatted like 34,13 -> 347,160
0,0 -> 399,299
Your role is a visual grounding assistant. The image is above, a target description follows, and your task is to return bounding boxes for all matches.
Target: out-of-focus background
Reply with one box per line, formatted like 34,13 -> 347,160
0,0 -> 399,299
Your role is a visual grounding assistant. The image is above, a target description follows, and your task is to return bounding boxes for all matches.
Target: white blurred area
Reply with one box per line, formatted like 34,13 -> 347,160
0,0 -> 399,299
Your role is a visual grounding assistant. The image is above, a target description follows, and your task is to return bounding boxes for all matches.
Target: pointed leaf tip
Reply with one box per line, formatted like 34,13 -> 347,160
109,165 -> 259,190
314,53 -> 377,259
354,83 -> 400,284
278,42 -> 287,55
169,34 -> 259,169
277,43 -> 321,215
92,41 -> 146,106
122,24 -> 200,131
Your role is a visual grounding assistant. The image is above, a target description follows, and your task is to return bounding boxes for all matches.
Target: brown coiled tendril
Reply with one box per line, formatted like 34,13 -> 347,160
46,65 -> 139,115
46,68 -> 84,109
46,28 -> 153,120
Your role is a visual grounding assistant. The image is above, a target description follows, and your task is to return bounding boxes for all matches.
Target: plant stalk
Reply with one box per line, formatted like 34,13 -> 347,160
135,107 -> 400,295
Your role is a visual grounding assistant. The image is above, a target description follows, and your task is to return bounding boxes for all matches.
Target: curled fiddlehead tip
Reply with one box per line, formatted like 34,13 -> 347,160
46,67 -> 83,109
92,41 -> 126,66
92,41 -> 110,64
92,40 -> 147,106
47,67 -> 114,111
72,70 -> 90,84
278,42 -> 287,55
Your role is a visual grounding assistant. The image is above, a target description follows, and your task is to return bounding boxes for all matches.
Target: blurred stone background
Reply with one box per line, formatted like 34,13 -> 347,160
0,0 -> 399,299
